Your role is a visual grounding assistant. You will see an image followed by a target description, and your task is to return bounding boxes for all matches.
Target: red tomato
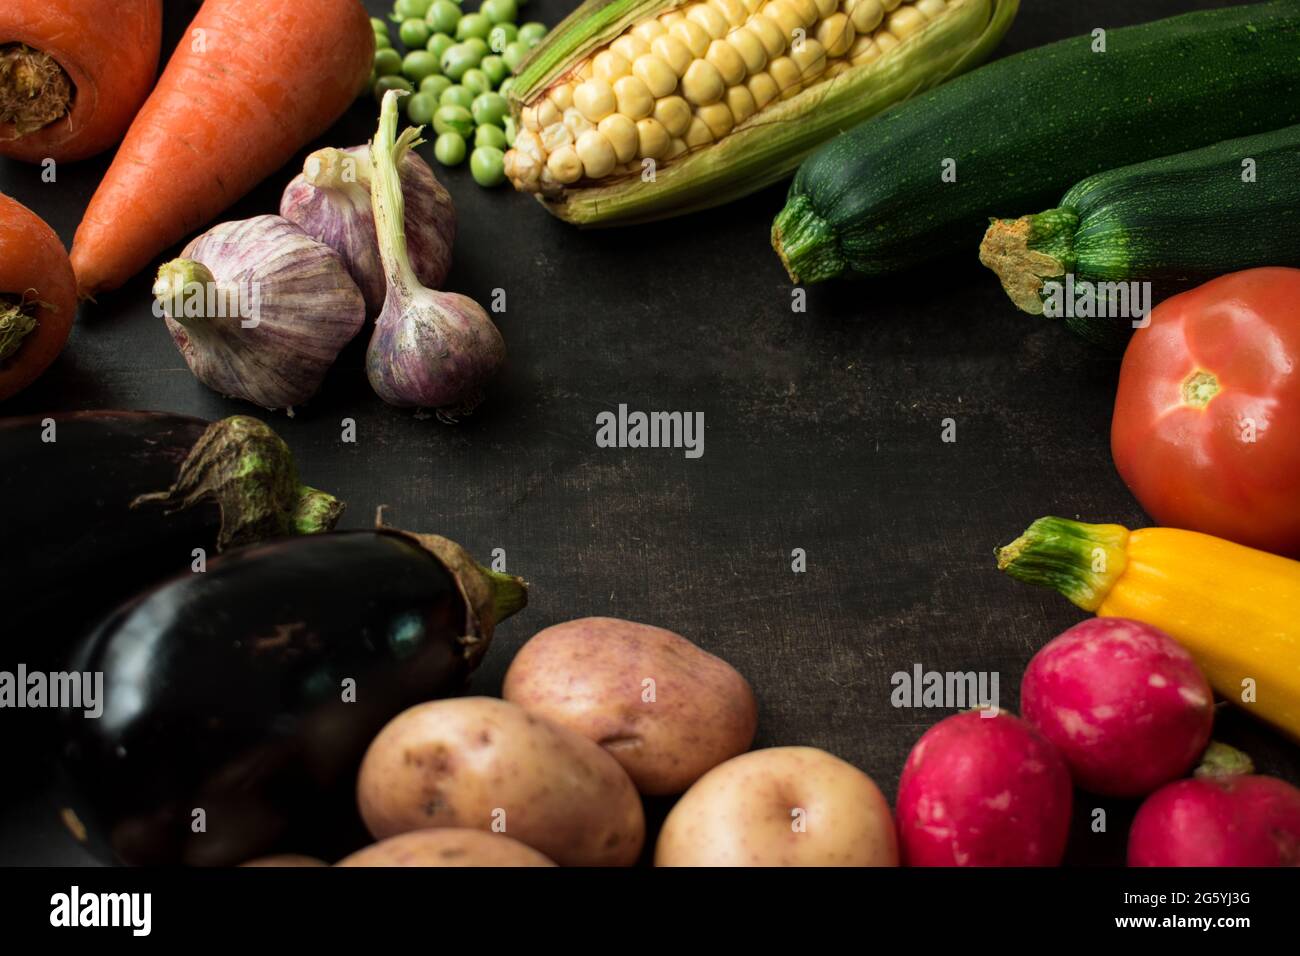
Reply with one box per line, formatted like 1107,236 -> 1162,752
1112,268 -> 1300,557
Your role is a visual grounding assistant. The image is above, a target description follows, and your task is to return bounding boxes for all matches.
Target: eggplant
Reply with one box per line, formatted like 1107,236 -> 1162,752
1,410 -> 342,670
57,529 -> 527,866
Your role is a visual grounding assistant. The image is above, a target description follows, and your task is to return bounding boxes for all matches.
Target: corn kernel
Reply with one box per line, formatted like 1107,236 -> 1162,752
614,75 -> 655,119
598,113 -> 639,163
636,117 -> 671,159
707,38 -> 748,86
681,58 -> 726,105
633,53 -> 679,97
653,95 -> 693,136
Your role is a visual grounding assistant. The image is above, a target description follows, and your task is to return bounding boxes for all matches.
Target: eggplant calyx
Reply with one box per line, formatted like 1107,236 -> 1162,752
1194,741 -> 1255,781
400,530 -> 528,666
131,415 -> 344,550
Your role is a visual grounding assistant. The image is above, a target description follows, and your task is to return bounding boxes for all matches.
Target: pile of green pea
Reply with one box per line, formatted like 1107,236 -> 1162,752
369,0 -> 548,187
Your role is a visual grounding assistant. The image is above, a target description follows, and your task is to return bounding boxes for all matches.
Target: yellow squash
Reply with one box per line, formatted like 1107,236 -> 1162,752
997,517 -> 1300,742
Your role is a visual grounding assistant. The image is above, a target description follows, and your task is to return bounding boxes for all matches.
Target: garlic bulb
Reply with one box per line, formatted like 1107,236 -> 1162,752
280,144 -> 455,318
366,92 -> 505,416
154,215 -> 365,411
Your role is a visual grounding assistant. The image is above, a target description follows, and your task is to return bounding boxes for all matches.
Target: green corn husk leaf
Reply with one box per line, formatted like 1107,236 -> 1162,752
508,0 -> 1020,226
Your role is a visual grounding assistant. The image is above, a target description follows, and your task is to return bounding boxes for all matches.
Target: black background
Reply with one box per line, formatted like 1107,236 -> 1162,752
2,0 -> 1296,867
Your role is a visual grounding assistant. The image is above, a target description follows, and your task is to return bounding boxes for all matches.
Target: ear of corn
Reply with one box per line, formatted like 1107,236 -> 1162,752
504,0 -> 1019,225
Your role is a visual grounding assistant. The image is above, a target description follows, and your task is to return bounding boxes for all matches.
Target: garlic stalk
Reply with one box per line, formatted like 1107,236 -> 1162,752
154,215 -> 365,411
366,91 -> 505,416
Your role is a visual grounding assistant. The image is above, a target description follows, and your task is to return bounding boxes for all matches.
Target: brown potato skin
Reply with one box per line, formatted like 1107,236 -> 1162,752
655,747 -> 899,867
502,617 -> 757,795
357,697 -> 644,866
336,830 -> 556,867
238,854 -> 327,867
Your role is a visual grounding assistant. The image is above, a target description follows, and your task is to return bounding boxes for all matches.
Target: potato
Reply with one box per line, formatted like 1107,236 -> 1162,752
357,697 -> 644,866
336,830 -> 556,867
655,747 -> 898,866
502,617 -> 757,795
238,854 -> 327,867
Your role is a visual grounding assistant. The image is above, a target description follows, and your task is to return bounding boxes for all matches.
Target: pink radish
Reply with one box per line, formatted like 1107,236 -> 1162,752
896,710 -> 1073,866
1020,618 -> 1214,797
1128,747 -> 1300,866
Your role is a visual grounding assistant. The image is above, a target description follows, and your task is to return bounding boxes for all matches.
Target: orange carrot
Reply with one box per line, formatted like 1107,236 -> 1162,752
70,0 -> 374,297
0,193 -> 77,401
1,1 -> 162,164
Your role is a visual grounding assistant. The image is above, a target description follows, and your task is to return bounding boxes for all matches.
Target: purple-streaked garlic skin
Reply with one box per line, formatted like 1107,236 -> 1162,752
161,215 -> 365,411
366,288 -> 505,413
280,145 -> 455,319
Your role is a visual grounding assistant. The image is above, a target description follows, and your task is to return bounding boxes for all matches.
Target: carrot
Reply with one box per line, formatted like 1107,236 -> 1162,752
0,193 -> 77,401
70,0 -> 374,298
1,1 -> 162,164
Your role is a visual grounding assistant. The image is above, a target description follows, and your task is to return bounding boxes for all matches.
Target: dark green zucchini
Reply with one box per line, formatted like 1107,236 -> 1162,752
979,122 -> 1300,345
772,0 -> 1300,285
57,529 -> 527,866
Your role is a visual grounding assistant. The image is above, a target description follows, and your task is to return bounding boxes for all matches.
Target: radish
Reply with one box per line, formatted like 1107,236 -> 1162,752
1128,747 -> 1300,866
1020,618 -> 1214,797
895,710 -> 1073,867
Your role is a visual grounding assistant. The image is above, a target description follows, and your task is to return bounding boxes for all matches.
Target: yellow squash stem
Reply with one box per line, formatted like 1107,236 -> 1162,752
997,517 -> 1300,742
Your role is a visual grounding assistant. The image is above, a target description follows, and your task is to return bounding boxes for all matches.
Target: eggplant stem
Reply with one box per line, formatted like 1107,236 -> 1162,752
132,415 -> 344,549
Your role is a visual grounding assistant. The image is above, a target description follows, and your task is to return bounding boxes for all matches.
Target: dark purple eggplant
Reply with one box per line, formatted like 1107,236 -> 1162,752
57,528 -> 527,867
1,410 -> 342,671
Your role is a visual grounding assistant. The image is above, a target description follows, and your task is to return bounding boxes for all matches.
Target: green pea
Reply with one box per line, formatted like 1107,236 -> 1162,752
440,42 -> 481,81
487,24 -> 517,55
503,115 -> 517,147
434,132 -> 467,166
402,50 -> 441,84
481,0 -> 518,25
374,48 -> 403,77
461,68 -> 491,97
475,124 -> 508,150
399,18 -> 431,48
371,17 -> 390,33
480,54 -> 509,87
439,84 -> 475,110
456,13 -> 493,41
498,76 -> 515,97
501,40 -> 529,72
374,30 -> 393,50
426,32 -> 455,59
424,0 -> 461,35
463,37 -> 489,59
471,91 -> 508,127
390,0 -> 432,21
433,104 -> 474,138
420,74 -> 452,100
407,92 -> 438,126
470,146 -> 506,187
373,75 -> 414,103
518,22 -> 547,47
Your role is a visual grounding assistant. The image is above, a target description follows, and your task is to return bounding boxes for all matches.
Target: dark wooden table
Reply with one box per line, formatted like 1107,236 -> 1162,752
3,0 -> 1295,866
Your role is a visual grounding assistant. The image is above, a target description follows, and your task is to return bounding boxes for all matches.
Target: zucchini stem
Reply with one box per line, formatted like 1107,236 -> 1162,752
995,516 -> 1129,611
771,193 -> 846,285
979,208 -> 1079,315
